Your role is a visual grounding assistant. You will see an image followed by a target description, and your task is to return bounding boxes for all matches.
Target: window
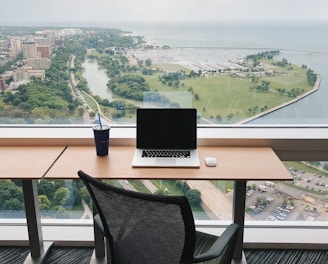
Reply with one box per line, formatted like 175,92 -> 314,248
0,1 -> 327,125
1,0 -> 328,242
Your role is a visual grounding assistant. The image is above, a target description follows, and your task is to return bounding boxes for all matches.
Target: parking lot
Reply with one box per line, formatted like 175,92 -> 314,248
245,171 -> 328,222
288,167 -> 328,193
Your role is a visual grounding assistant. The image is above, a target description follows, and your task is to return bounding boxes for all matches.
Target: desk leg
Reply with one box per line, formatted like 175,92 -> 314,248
22,180 -> 44,258
232,180 -> 247,261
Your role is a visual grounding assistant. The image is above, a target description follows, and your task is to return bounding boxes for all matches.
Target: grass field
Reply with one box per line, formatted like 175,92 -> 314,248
83,53 -> 314,124
139,61 -> 312,123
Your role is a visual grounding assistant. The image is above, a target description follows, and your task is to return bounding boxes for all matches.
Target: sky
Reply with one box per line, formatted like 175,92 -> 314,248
1,0 -> 328,26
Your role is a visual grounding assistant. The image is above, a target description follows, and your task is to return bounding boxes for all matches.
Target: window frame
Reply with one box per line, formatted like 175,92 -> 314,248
1,125 -> 328,161
1,125 -> 328,247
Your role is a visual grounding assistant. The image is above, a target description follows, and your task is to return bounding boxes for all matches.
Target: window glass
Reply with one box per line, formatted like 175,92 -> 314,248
0,180 -> 25,218
246,162 -> 328,222
0,1 -> 327,125
0,1 -> 328,225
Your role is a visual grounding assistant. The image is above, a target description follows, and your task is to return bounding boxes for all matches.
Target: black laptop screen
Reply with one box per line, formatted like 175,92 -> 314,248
136,108 -> 197,150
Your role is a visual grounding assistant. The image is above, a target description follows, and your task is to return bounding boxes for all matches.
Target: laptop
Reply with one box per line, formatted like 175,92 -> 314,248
132,108 -> 200,167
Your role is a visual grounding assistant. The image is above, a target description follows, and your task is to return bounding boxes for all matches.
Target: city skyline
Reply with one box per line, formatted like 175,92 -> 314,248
1,0 -> 328,26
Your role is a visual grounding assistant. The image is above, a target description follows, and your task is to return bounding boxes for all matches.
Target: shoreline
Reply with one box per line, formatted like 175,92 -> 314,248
127,46 -> 320,124
238,76 -> 321,124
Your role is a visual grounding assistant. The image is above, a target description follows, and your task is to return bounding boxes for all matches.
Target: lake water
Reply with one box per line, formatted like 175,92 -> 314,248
84,20 -> 328,124
82,60 -> 112,100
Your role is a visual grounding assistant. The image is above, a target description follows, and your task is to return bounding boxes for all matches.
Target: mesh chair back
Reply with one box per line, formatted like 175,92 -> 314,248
78,170 -> 196,264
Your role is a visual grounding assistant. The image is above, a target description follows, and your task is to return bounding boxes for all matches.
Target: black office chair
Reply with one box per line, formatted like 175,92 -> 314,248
78,170 -> 239,264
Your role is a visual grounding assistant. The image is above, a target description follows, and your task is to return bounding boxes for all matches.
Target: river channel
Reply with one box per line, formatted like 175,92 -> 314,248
82,60 -> 112,101
82,50 -> 328,125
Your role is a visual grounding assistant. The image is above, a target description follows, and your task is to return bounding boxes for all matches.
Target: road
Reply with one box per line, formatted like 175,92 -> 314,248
80,199 -> 93,219
187,180 -> 232,219
79,178 -> 255,221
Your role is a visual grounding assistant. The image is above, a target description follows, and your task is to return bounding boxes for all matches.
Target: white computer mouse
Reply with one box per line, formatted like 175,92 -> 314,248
205,157 -> 217,167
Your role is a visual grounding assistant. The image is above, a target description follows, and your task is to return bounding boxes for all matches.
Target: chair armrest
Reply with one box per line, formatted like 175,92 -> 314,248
193,224 -> 239,262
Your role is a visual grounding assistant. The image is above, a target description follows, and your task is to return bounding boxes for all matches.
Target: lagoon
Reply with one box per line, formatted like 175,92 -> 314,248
82,60 -> 112,101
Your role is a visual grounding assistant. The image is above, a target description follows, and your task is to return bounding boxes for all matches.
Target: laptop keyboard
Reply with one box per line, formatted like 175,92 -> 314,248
142,150 -> 191,158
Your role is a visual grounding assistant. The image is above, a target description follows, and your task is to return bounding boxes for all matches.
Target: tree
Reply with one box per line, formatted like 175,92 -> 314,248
306,68 -> 317,85
154,188 -> 166,195
323,163 -> 328,171
137,60 -> 143,68
38,179 -> 54,199
180,181 -> 189,194
4,198 -> 23,210
38,195 -> 51,211
216,115 -> 222,122
145,59 -> 152,67
80,186 -> 92,207
186,189 -> 201,206
53,187 -> 70,206
0,180 -> 24,210
77,107 -> 85,117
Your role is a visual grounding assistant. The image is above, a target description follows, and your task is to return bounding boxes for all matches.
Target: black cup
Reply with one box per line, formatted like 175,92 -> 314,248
93,125 -> 110,156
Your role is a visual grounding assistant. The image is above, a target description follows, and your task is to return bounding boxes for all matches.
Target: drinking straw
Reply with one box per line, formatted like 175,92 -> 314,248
98,113 -> 102,129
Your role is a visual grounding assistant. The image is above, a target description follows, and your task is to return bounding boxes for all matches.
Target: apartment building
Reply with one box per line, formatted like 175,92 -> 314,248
22,41 -> 38,59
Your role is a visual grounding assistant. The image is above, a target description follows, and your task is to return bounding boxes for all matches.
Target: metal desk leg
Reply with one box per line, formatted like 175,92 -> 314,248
93,206 -> 106,259
22,180 -> 44,258
233,180 -> 247,261
22,180 -> 53,264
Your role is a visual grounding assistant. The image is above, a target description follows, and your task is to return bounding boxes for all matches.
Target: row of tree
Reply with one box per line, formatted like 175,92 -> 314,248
246,50 -> 280,61
0,178 -> 201,217
306,68 -> 317,86
108,74 -> 150,101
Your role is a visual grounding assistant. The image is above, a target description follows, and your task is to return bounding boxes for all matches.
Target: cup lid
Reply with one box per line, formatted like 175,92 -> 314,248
93,124 -> 110,130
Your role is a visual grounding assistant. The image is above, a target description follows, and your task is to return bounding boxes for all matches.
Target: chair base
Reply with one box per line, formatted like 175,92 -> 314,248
90,250 -> 107,264
23,242 -> 53,264
231,251 -> 247,264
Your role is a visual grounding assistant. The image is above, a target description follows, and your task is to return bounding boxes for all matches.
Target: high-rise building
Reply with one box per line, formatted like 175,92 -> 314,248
27,58 -> 51,70
10,37 -> 22,52
13,67 -> 45,81
0,39 -> 9,49
36,46 -> 51,58
34,37 -> 51,46
22,41 -> 37,59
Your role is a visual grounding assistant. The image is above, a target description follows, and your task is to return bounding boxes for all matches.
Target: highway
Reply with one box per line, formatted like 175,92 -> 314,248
187,180 -> 234,220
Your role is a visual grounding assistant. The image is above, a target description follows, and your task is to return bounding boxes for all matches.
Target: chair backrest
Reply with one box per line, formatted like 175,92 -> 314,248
78,170 -> 196,264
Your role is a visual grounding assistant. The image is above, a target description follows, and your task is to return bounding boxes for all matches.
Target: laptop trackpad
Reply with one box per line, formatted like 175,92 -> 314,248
156,159 -> 176,166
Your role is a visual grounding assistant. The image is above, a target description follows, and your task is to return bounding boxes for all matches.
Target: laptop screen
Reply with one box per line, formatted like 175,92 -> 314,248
136,108 -> 197,150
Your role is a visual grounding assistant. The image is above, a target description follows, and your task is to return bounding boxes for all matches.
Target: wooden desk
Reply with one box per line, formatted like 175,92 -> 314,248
46,145 -> 291,263
0,146 -> 66,179
0,146 -> 66,261
46,146 -> 290,181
